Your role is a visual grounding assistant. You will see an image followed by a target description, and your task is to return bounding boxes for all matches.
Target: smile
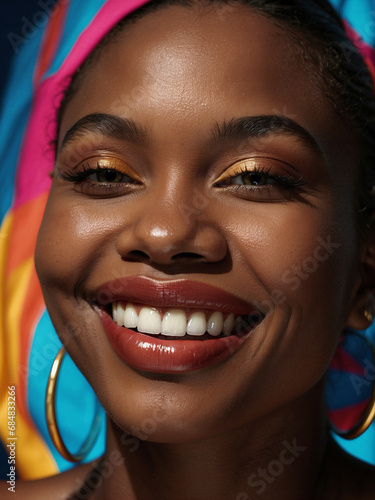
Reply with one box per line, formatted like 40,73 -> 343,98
111,302 -> 262,339
96,276 -> 264,373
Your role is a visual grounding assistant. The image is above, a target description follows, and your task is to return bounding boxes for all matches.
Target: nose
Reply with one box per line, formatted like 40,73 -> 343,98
115,191 -> 228,266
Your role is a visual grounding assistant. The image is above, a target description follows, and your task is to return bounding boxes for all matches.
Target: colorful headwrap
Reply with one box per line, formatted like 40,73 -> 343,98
0,0 -> 374,480
0,0 -> 151,479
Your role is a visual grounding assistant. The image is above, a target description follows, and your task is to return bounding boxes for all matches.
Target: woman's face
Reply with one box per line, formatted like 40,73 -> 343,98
35,4 -> 363,441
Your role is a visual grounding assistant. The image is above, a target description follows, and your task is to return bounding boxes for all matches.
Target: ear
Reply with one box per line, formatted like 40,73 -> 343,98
346,216 -> 375,330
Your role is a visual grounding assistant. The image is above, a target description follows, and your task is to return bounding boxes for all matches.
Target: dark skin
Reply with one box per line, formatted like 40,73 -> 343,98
2,4 -> 375,499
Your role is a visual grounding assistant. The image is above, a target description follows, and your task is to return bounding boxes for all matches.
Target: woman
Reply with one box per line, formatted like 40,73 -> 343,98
1,0 -> 375,498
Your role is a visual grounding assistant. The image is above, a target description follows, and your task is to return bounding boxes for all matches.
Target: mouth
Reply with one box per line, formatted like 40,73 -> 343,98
96,276 -> 264,373
111,302 -> 263,340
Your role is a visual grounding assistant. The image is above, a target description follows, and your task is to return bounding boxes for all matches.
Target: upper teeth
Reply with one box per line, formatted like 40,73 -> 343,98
112,302 -> 240,337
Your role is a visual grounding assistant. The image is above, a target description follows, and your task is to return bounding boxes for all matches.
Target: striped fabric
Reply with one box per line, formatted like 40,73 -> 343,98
0,0 -> 151,479
325,332 -> 374,433
0,0 -> 374,480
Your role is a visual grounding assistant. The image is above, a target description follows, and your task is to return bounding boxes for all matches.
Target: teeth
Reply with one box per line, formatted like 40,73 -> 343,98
115,302 -> 126,327
186,312 -> 206,336
207,311 -> 223,336
162,310 -> 187,336
124,303 -> 138,328
138,307 -> 161,335
223,313 -> 235,336
111,303 -> 257,337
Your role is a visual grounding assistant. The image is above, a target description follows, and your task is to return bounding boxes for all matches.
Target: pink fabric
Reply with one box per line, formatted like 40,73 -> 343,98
14,0 -> 151,209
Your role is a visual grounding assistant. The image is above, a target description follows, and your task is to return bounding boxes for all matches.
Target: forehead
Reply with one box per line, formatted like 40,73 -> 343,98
64,5 -> 308,116
60,3 -> 358,169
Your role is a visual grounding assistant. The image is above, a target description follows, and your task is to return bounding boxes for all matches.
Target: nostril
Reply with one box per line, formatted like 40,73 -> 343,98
171,252 -> 204,261
126,250 -> 150,261
124,250 -> 204,262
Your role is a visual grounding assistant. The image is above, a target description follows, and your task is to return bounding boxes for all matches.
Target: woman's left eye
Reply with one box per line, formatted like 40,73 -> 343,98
230,171 -> 277,186
214,158 -> 306,197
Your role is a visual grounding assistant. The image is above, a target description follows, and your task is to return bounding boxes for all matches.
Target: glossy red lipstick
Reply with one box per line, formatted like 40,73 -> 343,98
95,277 -> 261,373
96,276 -> 256,314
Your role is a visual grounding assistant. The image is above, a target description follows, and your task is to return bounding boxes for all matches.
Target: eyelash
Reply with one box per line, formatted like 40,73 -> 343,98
60,162 -> 131,183
58,160 -> 141,196
215,164 -> 306,189
58,158 -> 306,200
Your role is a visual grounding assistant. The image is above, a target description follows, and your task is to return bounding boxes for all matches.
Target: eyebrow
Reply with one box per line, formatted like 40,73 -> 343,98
212,115 -> 323,157
59,113 -> 149,151
59,112 -> 323,159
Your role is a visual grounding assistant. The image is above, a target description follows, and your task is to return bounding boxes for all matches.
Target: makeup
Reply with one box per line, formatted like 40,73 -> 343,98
95,277 -> 262,373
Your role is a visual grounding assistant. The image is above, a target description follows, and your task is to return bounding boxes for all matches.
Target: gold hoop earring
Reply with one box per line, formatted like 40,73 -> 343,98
364,294 -> 375,323
364,308 -> 374,323
325,331 -> 375,440
45,346 -> 102,462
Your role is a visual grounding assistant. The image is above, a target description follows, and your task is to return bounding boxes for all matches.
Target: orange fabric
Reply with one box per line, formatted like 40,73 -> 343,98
6,193 -> 48,277
0,193 -> 57,478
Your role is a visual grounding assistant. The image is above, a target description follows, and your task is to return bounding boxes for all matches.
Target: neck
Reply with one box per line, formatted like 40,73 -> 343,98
89,387 -> 331,500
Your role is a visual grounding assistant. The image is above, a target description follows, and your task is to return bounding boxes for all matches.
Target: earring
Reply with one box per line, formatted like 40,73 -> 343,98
364,310 -> 373,322
364,308 -> 374,323
45,346 -> 102,462
325,329 -> 375,440
364,294 -> 375,323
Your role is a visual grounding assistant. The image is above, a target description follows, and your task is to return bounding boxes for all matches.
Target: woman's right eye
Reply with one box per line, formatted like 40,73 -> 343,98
86,168 -> 134,184
57,156 -> 142,196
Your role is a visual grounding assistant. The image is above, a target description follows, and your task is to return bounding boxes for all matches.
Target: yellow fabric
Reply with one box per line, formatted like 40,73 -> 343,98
0,215 -> 57,478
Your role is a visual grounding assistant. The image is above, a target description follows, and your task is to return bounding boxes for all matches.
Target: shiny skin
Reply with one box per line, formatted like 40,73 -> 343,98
34,4 -> 374,499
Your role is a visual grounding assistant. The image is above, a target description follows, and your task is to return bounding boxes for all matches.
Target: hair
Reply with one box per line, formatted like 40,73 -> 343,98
56,0 -> 375,228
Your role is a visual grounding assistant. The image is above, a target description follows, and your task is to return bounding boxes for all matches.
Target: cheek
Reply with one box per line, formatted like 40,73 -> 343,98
226,201 -> 358,325
211,203 -> 359,419
36,194 -> 117,289
35,193 -> 119,364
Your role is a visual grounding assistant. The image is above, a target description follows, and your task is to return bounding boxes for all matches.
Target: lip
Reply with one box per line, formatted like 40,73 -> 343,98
94,276 -> 258,314
99,308 -> 255,374
94,277 -> 261,374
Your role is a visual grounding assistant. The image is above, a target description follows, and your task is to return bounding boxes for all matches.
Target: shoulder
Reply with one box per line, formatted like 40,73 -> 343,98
0,461 -> 99,500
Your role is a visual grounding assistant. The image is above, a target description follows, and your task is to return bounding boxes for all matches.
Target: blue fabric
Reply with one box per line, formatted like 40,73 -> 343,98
331,327 -> 375,464
28,310 -> 106,470
336,426 -> 375,466
330,0 -> 375,46
45,0 -> 108,79
325,332 -> 374,411
0,26 -> 44,219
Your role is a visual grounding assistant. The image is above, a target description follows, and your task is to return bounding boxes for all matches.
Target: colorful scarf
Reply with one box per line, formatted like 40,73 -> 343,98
0,0 -> 374,479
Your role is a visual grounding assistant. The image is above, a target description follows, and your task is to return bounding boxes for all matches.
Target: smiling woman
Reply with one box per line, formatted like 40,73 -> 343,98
1,0 -> 375,499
